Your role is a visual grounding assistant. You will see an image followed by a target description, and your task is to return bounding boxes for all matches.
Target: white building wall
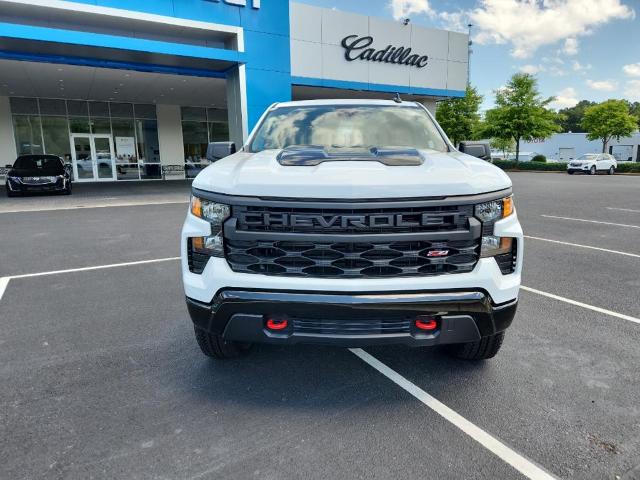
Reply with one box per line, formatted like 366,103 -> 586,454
520,132 -> 640,162
0,96 -> 17,167
289,3 -> 468,93
156,104 -> 185,179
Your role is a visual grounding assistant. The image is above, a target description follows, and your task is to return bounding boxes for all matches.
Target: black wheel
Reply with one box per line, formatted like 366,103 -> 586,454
194,327 -> 252,359
590,165 -> 596,175
608,166 -> 615,175
6,185 -> 17,197
567,171 -> 574,175
447,332 -> 505,360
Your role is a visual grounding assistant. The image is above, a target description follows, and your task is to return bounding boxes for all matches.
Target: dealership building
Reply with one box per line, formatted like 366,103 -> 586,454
0,0 -> 468,182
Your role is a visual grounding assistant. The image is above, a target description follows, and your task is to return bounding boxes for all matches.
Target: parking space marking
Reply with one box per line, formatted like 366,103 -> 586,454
521,286 -> 640,325
524,235 -> 640,258
350,348 -> 558,480
541,215 -> 640,229
607,207 -> 640,214
0,200 -> 188,214
0,277 -> 9,302
6,257 -> 180,281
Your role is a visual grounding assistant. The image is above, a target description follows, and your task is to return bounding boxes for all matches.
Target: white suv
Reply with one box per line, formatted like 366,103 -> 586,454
181,99 -> 523,361
567,153 -> 617,175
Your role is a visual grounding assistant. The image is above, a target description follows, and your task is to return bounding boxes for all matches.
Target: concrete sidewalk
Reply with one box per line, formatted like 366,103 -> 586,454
0,180 -> 192,213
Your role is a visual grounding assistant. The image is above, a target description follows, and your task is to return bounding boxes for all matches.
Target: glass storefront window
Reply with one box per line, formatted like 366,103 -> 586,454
112,118 -> 138,180
209,122 -> 229,142
91,118 -> 111,134
41,116 -> 71,162
182,120 -> 208,179
13,116 -> 43,155
69,117 -> 90,134
136,120 -> 161,179
181,107 -> 230,179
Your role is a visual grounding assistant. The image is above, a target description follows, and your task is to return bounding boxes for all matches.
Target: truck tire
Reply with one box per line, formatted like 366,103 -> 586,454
194,327 -> 252,359
448,332 -> 505,360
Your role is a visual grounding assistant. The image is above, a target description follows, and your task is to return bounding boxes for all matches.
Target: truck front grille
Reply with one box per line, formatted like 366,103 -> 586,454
226,239 -> 478,278
224,200 -> 481,279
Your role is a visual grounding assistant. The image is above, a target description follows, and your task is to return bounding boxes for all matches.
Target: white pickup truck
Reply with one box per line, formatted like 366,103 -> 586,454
181,99 -> 523,361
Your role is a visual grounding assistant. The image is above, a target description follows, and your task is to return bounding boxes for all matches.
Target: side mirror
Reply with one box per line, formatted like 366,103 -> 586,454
458,142 -> 491,160
206,142 -> 236,162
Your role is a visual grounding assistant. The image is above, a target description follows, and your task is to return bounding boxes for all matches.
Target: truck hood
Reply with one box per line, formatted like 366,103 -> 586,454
192,149 -> 511,199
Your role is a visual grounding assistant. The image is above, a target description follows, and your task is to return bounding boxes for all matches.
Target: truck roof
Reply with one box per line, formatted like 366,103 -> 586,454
272,99 -> 421,108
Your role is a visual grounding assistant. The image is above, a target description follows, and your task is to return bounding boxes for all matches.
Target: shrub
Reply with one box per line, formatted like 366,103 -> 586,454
531,154 -> 547,163
492,160 -> 567,171
616,163 -> 640,173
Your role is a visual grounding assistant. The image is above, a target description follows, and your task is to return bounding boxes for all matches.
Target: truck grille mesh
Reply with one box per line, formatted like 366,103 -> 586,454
224,202 -> 481,279
225,239 -> 479,278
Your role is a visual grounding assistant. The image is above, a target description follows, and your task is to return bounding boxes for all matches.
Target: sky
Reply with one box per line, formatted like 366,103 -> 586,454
296,0 -> 640,111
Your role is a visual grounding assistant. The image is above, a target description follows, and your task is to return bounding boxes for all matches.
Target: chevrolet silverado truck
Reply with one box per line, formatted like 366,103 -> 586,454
181,99 -> 523,361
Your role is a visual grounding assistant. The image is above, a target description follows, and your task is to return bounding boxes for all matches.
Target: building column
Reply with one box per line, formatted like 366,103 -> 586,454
0,96 -> 17,166
156,104 -> 185,180
419,99 -> 437,115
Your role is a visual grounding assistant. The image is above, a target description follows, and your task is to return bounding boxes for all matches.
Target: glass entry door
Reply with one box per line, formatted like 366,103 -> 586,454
70,134 -> 115,181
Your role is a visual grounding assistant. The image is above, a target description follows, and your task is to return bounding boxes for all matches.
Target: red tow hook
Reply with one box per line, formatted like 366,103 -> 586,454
415,316 -> 438,331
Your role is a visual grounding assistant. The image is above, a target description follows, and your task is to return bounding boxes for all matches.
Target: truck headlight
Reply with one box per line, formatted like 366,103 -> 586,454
189,195 -> 230,258
474,196 -> 513,222
190,195 -> 230,226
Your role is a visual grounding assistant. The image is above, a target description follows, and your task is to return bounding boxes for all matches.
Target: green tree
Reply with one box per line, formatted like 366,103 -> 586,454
436,85 -> 483,146
627,101 -> 640,128
557,100 -> 596,132
490,137 -> 515,159
582,100 -> 638,153
481,73 -> 561,162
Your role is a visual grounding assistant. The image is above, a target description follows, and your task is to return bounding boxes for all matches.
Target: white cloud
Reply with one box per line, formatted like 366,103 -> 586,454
586,79 -> 618,91
389,0 -> 434,20
438,10 -> 468,32
624,80 -> 640,101
468,0 -> 634,58
623,63 -> 640,77
549,87 -> 579,109
572,61 -> 592,72
519,64 -> 544,74
562,38 -> 579,55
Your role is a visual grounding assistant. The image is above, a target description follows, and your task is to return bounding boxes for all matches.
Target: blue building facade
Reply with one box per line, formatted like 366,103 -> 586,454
0,0 -> 467,181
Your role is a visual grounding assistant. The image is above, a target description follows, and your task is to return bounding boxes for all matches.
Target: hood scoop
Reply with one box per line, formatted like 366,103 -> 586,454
276,145 -> 424,166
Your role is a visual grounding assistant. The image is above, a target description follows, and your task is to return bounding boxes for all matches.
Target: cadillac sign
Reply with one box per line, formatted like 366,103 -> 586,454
341,35 -> 429,68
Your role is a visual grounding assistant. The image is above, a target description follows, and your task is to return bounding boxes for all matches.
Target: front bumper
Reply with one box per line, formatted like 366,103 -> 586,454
6,178 -> 67,193
186,289 -> 518,347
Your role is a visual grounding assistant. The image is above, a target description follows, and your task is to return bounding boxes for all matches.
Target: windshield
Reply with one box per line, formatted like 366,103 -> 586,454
577,154 -> 597,160
14,155 -> 63,173
248,105 -> 448,153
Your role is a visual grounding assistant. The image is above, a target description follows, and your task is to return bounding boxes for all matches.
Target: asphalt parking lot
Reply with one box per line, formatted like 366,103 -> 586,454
1,173 -> 639,480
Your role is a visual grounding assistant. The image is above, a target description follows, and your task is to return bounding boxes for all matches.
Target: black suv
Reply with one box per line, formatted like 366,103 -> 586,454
5,155 -> 72,197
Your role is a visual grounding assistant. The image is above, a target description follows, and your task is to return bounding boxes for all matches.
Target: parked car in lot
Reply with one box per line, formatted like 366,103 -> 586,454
182,99 -> 522,361
567,153 -> 617,175
5,154 -> 72,196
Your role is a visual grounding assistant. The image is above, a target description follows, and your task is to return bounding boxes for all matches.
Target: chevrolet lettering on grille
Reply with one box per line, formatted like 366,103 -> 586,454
238,212 -> 450,229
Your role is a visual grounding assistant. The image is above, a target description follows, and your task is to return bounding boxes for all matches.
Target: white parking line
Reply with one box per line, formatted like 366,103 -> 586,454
350,348 -> 558,480
524,235 -> 640,258
541,215 -> 640,229
8,257 -> 181,280
606,207 -> 640,214
0,257 -> 180,302
0,277 -> 10,302
0,200 -> 188,214
521,286 -> 640,325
